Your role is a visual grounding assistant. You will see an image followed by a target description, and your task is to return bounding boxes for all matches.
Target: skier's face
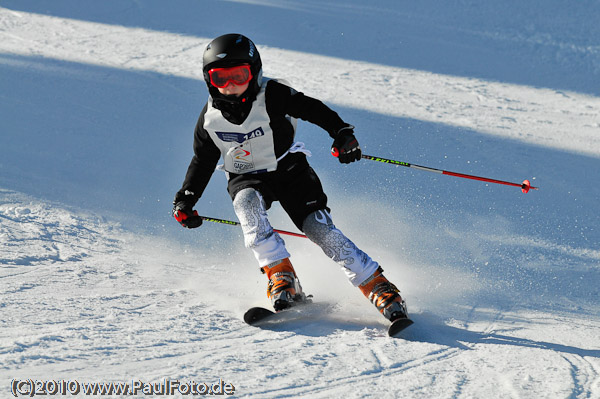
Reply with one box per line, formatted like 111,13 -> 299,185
217,81 -> 249,97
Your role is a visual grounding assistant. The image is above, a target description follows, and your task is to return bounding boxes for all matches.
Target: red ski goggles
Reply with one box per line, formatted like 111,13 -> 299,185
208,65 -> 253,88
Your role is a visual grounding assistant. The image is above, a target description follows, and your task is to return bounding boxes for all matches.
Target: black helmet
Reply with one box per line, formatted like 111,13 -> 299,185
202,34 -> 262,105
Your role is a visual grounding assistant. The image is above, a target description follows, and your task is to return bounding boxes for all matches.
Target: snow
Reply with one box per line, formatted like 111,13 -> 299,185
1,1 -> 599,398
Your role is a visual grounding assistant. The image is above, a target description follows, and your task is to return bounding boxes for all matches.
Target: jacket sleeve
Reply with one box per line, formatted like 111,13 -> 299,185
176,104 -> 221,205
266,80 -> 349,138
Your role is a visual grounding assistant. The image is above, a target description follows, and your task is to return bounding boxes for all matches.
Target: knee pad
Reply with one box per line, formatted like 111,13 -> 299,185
302,209 -> 345,259
302,209 -> 379,286
232,188 -> 290,265
232,188 -> 269,247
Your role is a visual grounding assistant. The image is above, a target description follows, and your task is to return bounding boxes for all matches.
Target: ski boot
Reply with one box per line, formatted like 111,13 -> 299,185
260,258 -> 308,311
359,267 -> 408,322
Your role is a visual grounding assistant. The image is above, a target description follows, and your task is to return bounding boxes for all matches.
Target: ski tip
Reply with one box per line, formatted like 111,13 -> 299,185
244,307 -> 275,325
388,318 -> 414,337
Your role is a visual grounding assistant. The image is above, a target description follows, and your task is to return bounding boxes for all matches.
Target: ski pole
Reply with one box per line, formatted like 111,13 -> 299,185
331,148 -> 537,193
200,216 -> 307,238
361,154 -> 537,193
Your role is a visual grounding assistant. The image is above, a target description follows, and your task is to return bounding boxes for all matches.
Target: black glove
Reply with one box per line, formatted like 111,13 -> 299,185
172,191 -> 203,229
331,125 -> 361,164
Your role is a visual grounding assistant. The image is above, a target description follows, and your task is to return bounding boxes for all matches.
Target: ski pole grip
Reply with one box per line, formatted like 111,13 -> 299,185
331,147 -> 340,157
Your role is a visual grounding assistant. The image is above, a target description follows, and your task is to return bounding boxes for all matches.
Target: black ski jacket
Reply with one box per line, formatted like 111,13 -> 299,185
176,80 -> 349,205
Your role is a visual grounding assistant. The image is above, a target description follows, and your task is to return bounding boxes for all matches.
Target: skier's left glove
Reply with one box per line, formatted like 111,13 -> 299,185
172,191 -> 203,229
331,125 -> 361,164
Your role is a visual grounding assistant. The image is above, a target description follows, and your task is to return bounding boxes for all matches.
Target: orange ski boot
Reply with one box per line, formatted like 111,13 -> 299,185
260,258 -> 308,311
359,267 -> 408,322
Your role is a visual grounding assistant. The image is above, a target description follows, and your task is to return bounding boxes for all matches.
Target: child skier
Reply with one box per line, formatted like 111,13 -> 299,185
173,33 -> 408,323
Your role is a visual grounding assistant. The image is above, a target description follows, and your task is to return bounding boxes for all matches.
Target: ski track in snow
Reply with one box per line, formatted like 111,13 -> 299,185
1,190 -> 599,397
1,2 -> 600,398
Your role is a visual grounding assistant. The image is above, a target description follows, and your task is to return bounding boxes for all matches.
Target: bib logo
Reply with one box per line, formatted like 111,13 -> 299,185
232,148 -> 251,160
216,127 -> 265,144
230,147 -> 253,172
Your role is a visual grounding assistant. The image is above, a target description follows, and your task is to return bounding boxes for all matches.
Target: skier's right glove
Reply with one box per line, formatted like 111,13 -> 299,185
172,191 -> 203,229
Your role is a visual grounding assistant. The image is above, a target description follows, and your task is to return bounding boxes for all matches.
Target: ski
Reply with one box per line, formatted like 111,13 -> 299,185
388,317 -> 414,337
243,298 -> 316,326
244,306 -> 277,325
245,304 -> 414,338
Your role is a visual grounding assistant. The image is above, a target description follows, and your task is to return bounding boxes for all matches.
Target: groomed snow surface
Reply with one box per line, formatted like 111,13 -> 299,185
1,1 -> 599,398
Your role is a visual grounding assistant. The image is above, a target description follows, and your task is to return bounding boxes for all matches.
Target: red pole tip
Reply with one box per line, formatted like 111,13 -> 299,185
521,179 -> 531,194
331,147 -> 339,157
